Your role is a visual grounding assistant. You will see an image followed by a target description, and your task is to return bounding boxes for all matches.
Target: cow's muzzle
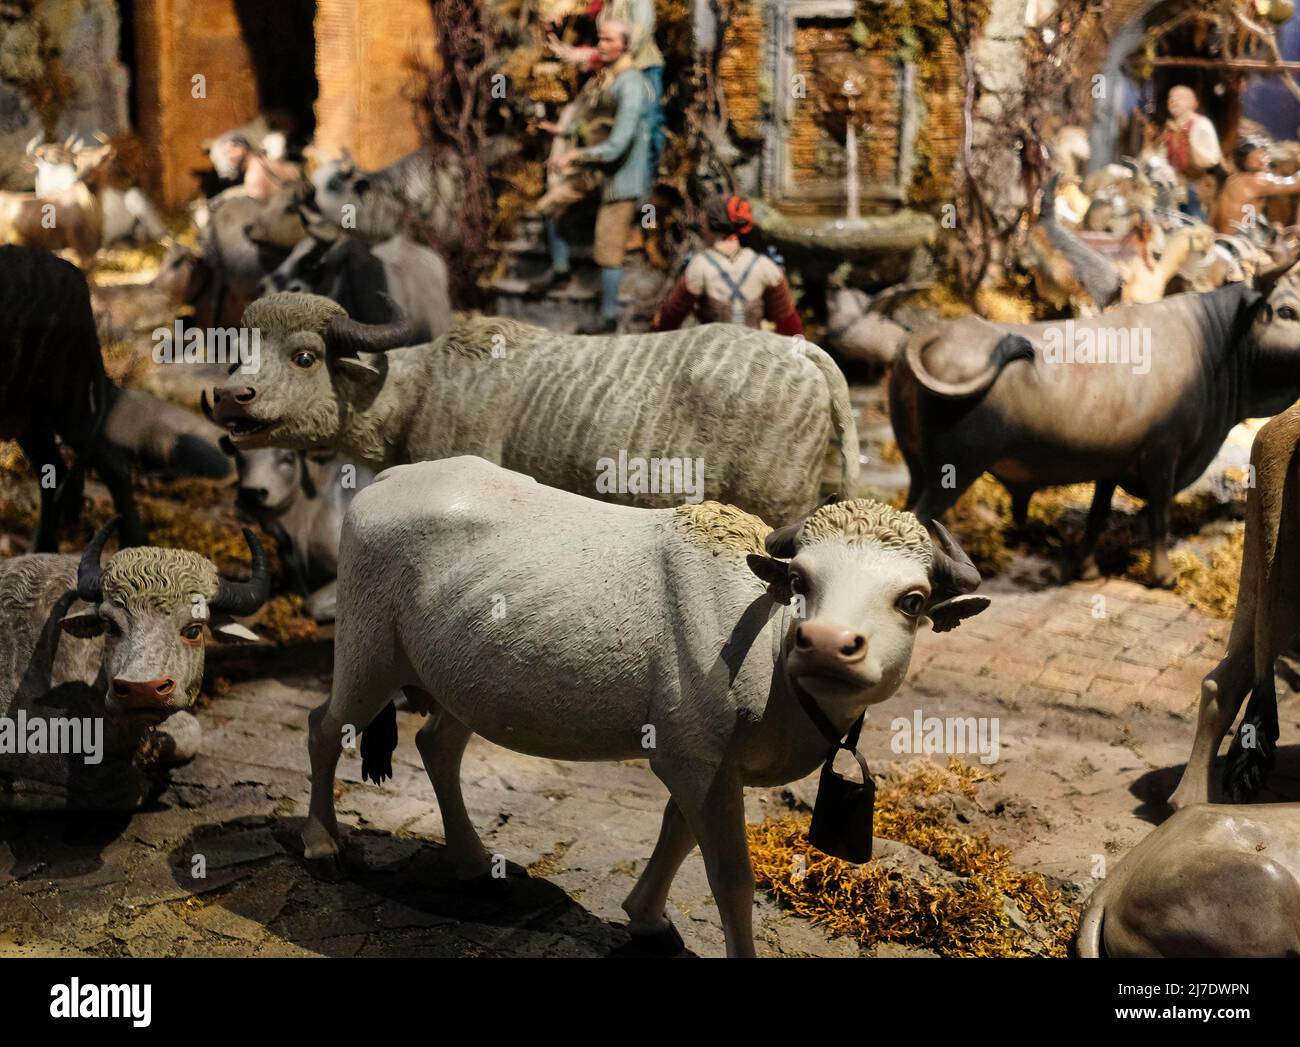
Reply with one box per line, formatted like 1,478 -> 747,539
203,387 -> 273,438
790,622 -> 872,687
110,676 -> 179,717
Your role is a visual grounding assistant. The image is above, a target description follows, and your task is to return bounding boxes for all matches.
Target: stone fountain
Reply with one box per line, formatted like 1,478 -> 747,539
756,46 -> 935,279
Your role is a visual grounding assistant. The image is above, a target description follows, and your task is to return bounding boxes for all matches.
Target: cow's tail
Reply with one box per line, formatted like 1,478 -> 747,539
802,340 -> 860,499
360,700 -> 398,784
904,330 -> 1034,400
1075,878 -> 1111,958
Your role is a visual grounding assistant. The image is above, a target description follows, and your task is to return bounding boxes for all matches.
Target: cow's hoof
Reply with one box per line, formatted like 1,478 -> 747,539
305,850 -> 347,882
1148,567 -> 1177,590
1223,722 -> 1275,803
611,921 -> 687,958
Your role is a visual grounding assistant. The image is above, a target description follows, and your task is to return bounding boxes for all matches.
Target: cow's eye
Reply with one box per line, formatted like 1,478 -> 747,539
897,591 -> 926,617
1279,306 -> 1299,322
292,350 -> 316,368
789,571 -> 806,595
181,623 -> 204,641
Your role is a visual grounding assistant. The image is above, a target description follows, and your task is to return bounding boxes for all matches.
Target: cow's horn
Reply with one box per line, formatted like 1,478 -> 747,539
1255,252 -> 1300,298
24,133 -> 41,156
323,307 -> 422,356
928,520 -> 981,599
77,517 -> 120,602
764,495 -> 840,559
210,529 -> 271,616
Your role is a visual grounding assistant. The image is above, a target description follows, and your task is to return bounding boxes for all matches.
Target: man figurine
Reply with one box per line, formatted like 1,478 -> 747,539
541,21 -> 651,335
1214,136 -> 1300,235
209,132 -> 299,203
652,194 -> 803,335
1157,85 -> 1223,220
547,0 -> 664,175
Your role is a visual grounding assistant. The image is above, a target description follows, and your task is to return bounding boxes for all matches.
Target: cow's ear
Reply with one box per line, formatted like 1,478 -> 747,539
60,610 -> 105,638
927,595 -> 991,633
213,621 -> 260,643
746,554 -> 793,603
330,353 -> 384,397
333,355 -> 383,384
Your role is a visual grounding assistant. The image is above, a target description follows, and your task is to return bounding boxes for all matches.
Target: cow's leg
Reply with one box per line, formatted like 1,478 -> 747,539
910,463 -> 979,527
622,798 -> 696,940
1008,483 -> 1034,531
1143,467 -> 1178,588
414,703 -> 491,879
1074,480 -> 1116,580
304,698 -> 345,862
303,668 -> 398,866
658,761 -> 755,957
88,443 -> 145,547
19,429 -> 62,552
1168,644 -> 1254,808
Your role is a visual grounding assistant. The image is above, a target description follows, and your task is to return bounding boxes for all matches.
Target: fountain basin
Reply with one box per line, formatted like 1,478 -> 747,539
753,202 -> 938,259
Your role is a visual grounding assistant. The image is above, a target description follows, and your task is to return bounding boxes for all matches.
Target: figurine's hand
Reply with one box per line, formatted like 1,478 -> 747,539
550,149 -> 579,171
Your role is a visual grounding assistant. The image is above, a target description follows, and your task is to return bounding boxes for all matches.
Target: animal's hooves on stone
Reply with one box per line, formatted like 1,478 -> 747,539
611,921 -> 687,958
305,851 -> 346,882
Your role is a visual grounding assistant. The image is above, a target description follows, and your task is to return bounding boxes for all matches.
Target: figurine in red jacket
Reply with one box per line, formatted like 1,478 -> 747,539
653,194 -> 803,335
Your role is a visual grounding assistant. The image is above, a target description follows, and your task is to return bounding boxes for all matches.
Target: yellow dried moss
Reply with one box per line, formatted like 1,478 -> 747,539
941,474 -> 1245,618
254,594 -> 318,645
748,757 -> 1079,957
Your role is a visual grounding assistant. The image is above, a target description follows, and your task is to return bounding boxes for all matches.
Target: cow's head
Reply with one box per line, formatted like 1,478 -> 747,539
152,243 -> 209,305
256,222 -> 344,297
244,183 -> 317,251
59,519 -> 270,720
747,501 -> 988,709
309,148 -> 362,218
210,132 -> 253,182
204,293 -> 423,450
1250,255 -> 1300,359
221,436 -> 308,513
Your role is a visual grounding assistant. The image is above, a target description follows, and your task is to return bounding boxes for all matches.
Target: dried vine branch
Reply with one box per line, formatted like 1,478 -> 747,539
944,0 -> 1110,301
412,0 -> 497,306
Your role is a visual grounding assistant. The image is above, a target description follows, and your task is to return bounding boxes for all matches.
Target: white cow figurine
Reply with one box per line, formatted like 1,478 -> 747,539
303,456 -> 989,957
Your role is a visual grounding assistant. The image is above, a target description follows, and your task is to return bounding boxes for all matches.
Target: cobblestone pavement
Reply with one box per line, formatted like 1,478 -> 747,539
3,567 -> 1296,958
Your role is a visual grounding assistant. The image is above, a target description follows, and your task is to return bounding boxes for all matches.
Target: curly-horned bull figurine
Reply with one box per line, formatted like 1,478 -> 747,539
204,293 -> 861,526
1077,803 -> 1300,957
0,518 -> 270,810
303,457 -> 988,958
892,258 -> 1300,587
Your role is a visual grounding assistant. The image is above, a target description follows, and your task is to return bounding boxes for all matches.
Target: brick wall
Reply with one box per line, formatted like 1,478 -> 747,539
133,0 -> 260,207
313,0 -> 436,170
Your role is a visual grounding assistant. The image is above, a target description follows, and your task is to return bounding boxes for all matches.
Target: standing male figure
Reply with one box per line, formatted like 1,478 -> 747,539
548,0 -> 664,176
1156,85 -> 1223,220
544,20 -> 651,334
